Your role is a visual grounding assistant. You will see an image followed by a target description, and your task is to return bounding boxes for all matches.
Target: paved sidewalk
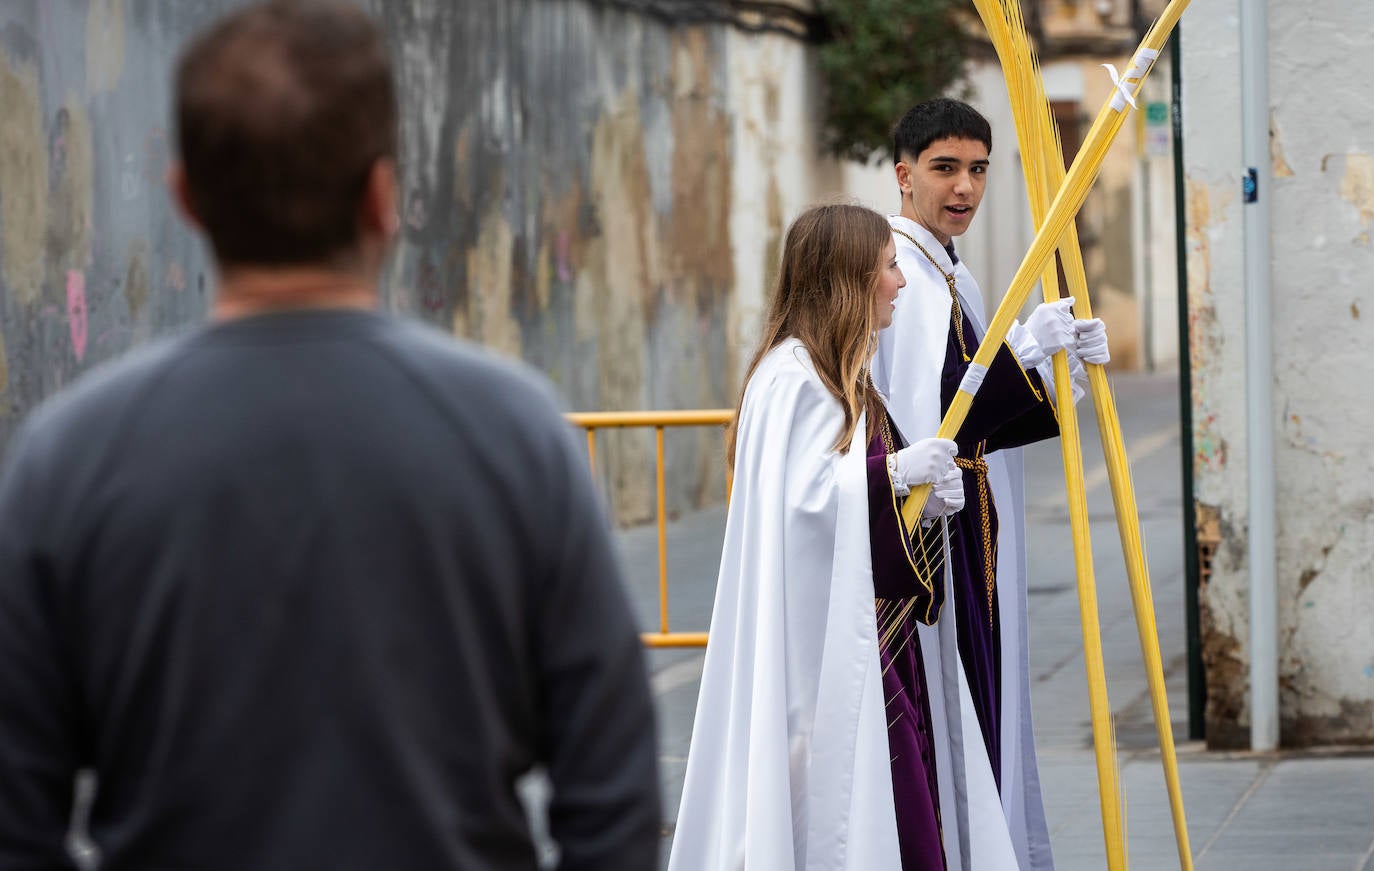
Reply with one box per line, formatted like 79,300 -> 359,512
619,373 -> 1374,870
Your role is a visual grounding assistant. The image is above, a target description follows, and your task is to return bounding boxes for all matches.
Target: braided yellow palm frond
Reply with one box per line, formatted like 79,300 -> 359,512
916,1 -> 1196,867
901,0 -> 1192,530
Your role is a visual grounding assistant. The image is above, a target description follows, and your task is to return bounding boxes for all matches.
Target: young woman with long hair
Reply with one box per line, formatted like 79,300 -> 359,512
669,203 -> 966,870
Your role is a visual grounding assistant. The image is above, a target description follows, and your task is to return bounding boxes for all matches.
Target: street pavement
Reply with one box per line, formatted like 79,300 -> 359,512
615,372 -> 1374,870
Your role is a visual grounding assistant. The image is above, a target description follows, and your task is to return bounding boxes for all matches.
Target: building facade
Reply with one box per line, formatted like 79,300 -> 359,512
1181,0 -> 1374,747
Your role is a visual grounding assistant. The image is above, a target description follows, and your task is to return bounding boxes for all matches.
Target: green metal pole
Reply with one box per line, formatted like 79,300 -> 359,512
1171,23 -> 1206,743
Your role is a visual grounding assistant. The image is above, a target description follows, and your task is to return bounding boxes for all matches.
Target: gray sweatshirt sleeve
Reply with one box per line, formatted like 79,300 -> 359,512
533,416 -> 661,871
0,422 -> 82,870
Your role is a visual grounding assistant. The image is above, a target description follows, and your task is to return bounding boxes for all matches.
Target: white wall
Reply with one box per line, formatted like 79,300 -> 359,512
1183,0 -> 1374,747
726,27 -> 844,369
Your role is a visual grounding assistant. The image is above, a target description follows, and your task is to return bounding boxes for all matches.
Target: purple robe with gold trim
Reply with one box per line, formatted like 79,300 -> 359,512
940,307 -> 1059,788
866,408 -> 948,871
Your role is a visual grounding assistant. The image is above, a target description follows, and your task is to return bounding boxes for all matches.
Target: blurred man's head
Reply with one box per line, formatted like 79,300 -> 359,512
171,1 -> 398,278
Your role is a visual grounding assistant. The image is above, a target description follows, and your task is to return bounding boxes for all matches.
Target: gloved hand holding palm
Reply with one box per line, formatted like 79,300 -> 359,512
1073,318 -> 1110,365
923,466 -> 966,520
1023,296 -> 1077,358
891,438 -> 965,521
893,438 -> 958,487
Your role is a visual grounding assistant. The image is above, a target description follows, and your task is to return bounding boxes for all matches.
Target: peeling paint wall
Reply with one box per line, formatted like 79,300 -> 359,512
0,1 -> 864,525
1183,0 -> 1374,747
369,2 -> 749,524
0,1 -> 210,427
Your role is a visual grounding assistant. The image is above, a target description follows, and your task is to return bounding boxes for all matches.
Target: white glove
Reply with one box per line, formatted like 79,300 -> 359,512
1005,319 -> 1044,370
1022,297 -> 1077,365
1074,318 -> 1110,365
892,438 -> 958,489
921,466 -> 966,520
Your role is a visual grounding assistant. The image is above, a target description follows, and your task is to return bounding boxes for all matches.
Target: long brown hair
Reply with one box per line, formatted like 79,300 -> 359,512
726,202 -> 889,468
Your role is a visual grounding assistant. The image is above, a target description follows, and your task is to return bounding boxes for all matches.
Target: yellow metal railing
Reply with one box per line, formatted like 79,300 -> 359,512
565,409 -> 733,648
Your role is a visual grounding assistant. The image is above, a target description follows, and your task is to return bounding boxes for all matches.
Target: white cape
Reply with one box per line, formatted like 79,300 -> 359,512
873,216 -> 1056,871
669,339 -> 1012,871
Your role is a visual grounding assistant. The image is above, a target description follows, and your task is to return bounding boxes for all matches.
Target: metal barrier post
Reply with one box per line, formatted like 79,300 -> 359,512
565,410 -> 732,648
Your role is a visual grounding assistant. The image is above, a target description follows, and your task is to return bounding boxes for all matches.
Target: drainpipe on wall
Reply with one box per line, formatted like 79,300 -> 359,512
1240,0 -> 1278,753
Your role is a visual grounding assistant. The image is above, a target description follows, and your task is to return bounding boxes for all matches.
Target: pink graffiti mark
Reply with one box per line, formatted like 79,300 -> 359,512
557,231 -> 573,282
66,270 -> 88,362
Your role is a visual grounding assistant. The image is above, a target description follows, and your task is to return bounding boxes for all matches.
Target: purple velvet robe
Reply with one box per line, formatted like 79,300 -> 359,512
939,306 -> 1059,789
867,410 -> 949,871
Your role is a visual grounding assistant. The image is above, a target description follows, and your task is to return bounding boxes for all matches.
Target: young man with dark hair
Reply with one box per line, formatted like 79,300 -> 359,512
873,97 -> 1110,870
0,3 -> 660,869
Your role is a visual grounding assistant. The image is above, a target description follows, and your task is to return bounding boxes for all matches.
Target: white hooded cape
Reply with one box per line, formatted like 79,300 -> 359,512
872,216 -> 1056,871
669,339 -> 1015,871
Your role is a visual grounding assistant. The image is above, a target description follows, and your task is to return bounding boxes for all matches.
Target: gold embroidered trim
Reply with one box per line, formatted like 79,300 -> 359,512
874,406 -> 941,617
1005,340 -> 1045,403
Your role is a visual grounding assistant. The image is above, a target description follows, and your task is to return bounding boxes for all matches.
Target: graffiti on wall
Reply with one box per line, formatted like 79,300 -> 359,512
0,0 -> 752,523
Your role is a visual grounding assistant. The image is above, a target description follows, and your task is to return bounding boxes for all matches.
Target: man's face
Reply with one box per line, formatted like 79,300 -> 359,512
897,136 -> 990,246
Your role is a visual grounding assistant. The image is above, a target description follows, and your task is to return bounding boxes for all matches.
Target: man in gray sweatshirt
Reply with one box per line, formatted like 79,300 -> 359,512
0,3 -> 660,869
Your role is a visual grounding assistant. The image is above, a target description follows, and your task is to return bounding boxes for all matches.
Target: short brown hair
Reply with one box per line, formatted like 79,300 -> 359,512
174,1 -> 397,267
892,98 -> 992,165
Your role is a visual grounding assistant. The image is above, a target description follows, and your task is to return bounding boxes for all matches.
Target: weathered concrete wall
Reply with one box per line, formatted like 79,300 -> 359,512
0,1 -> 213,431
377,1 -> 747,524
0,0 -> 852,525
1183,0 -> 1374,747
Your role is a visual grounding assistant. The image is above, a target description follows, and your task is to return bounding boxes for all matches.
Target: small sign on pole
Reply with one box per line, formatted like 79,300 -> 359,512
1145,101 -> 1171,156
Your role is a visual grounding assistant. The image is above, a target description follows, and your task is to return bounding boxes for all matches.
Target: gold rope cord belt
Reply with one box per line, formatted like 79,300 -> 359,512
954,452 -> 995,630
